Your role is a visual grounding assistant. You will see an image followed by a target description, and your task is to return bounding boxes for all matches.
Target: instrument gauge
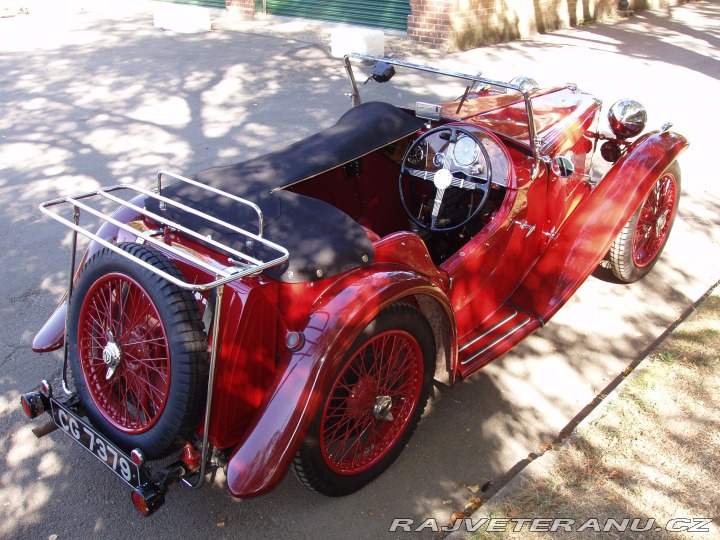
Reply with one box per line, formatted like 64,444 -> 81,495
453,136 -> 479,167
406,143 -> 426,166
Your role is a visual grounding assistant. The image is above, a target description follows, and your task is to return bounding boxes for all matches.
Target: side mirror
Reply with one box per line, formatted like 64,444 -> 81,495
370,62 -> 395,83
552,156 -> 575,178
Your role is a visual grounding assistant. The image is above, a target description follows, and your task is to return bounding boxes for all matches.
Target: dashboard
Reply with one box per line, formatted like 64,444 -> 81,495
402,126 -> 511,188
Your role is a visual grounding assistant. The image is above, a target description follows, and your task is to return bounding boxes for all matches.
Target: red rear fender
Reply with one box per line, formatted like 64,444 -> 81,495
32,298 -> 67,353
32,202 -> 144,353
224,267 -> 454,498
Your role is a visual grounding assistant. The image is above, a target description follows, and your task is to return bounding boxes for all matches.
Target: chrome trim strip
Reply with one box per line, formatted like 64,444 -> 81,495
461,317 -> 532,365
459,311 -> 518,353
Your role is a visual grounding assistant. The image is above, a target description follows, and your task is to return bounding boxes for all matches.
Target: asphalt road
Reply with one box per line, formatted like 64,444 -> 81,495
1,2 -> 718,539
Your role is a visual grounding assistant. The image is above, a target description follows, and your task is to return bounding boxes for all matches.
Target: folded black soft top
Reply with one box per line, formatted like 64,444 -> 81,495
146,102 -> 425,283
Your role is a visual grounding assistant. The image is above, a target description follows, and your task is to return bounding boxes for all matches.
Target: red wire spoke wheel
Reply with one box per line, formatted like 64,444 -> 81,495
293,303 -> 435,496
77,273 -> 170,434
68,243 -> 208,459
632,171 -> 678,267
609,161 -> 681,283
320,329 -> 423,475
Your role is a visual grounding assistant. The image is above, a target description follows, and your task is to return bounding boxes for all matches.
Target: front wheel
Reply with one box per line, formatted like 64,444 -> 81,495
609,161 -> 681,283
293,303 -> 435,496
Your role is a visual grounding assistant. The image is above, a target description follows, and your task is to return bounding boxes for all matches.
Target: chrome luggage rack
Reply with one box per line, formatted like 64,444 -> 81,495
40,170 -> 290,490
41,170 -> 289,292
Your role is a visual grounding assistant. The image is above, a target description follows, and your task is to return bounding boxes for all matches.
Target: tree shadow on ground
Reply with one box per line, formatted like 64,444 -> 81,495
1,5 -> 719,540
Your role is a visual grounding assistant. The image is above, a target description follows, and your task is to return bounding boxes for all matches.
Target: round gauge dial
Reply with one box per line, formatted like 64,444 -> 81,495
406,143 -> 425,166
453,136 -> 479,167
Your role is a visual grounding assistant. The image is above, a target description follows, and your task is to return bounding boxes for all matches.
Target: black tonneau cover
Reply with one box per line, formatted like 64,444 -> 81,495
147,102 -> 425,282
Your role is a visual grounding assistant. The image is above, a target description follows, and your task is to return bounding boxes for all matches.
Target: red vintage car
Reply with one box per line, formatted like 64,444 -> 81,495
21,54 -> 687,515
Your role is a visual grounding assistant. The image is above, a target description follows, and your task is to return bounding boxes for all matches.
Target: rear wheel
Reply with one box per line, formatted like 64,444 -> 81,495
609,161 -> 680,283
293,303 -> 435,496
67,243 -> 208,459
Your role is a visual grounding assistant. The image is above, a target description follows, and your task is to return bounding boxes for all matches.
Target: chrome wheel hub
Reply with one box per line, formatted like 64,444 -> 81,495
102,332 -> 122,380
372,395 -> 394,421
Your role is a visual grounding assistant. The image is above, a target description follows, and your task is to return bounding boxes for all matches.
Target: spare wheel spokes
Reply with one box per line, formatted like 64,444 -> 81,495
79,273 -> 171,434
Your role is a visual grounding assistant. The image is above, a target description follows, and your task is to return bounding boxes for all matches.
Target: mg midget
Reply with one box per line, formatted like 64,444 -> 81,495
20,54 -> 687,515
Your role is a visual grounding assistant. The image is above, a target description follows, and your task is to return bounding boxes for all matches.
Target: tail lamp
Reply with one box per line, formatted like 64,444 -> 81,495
131,484 -> 165,516
21,390 -> 50,419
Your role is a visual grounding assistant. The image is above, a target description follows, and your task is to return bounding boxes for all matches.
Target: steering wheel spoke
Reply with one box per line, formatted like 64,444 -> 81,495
430,188 -> 446,229
449,175 -> 488,190
404,167 -> 436,183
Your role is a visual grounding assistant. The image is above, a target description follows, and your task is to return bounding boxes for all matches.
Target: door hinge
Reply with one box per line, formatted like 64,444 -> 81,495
513,220 -> 536,237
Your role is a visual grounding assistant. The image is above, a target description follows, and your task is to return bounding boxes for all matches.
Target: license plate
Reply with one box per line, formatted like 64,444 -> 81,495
50,398 -> 141,488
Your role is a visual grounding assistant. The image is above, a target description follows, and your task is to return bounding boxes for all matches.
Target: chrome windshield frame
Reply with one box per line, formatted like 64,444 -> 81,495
343,53 -> 542,175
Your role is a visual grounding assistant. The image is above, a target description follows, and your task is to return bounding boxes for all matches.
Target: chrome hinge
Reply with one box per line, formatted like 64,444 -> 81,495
514,220 -> 536,237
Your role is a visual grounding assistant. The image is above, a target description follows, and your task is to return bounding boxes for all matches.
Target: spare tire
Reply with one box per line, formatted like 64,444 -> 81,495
67,242 -> 208,459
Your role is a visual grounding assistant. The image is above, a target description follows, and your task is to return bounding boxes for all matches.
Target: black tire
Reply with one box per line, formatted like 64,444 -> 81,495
67,242 -> 208,459
293,303 -> 435,496
609,161 -> 681,283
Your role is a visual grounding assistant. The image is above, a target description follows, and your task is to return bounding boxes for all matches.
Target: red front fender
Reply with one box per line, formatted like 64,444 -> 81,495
510,129 -> 689,320
225,267 -> 454,497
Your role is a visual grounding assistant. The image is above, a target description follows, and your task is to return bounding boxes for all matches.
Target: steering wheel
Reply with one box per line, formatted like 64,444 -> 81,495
399,126 -> 492,232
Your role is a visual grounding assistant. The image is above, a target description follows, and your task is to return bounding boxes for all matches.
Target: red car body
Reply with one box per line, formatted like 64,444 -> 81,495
22,54 -> 687,514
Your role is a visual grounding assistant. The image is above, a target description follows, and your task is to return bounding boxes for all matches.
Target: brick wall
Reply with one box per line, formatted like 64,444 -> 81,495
226,0 -> 254,19
407,0 -> 452,48
408,0 -> 687,50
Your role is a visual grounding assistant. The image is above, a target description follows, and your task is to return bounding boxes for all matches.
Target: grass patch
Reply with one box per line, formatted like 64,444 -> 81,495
471,289 -> 720,539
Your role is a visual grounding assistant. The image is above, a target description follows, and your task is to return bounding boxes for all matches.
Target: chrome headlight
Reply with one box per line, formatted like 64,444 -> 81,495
509,76 -> 539,93
608,99 -> 647,139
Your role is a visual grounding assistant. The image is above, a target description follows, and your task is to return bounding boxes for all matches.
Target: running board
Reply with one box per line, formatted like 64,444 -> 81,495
458,304 -> 542,377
